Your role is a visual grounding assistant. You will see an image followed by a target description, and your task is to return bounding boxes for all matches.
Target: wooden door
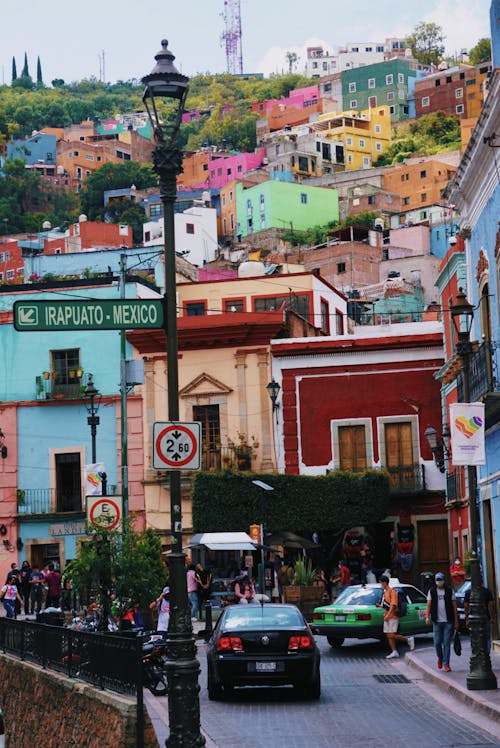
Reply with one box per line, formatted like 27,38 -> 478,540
417,519 -> 449,578
339,425 -> 367,470
385,422 -> 414,490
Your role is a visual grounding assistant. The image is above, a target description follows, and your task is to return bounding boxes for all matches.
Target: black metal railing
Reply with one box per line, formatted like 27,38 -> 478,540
386,464 -> 424,494
457,340 -> 500,402
0,618 -> 141,695
201,445 -> 253,471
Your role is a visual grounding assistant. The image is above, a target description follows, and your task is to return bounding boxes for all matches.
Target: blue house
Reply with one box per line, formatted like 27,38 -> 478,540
6,131 -> 57,166
0,273 -> 158,575
445,1 -> 500,616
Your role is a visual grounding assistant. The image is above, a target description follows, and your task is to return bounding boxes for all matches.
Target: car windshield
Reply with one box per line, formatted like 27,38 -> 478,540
222,606 -> 304,631
334,587 -> 383,606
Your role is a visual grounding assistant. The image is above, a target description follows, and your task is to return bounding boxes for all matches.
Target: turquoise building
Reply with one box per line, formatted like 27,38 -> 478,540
235,181 -> 339,239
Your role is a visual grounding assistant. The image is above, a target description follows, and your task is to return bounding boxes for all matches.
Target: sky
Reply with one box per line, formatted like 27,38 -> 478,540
0,0 -> 492,86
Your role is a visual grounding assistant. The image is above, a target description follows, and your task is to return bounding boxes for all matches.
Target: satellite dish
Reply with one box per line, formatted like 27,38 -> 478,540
79,214 -> 88,223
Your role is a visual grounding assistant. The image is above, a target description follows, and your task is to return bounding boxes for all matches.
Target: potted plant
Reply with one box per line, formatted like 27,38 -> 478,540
16,489 -> 25,506
284,557 -> 324,618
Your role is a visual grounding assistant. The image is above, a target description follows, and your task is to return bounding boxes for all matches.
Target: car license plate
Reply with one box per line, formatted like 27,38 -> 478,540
334,614 -> 346,622
256,661 -> 276,672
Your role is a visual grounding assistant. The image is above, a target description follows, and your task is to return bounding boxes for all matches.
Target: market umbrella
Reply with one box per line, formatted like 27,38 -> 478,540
265,531 -> 320,550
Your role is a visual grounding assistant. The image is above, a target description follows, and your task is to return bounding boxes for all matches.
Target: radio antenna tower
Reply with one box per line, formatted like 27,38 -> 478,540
221,0 -> 243,75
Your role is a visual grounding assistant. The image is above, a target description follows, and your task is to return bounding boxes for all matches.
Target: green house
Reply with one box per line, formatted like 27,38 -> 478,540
236,180 -> 339,238
342,59 -> 419,122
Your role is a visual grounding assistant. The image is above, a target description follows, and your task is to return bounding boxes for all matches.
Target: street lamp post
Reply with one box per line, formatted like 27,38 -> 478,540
142,41 -> 205,747
84,374 -> 101,465
451,288 -> 497,691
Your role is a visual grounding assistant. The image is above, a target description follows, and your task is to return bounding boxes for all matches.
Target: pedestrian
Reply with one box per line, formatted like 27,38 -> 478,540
9,566 -> 22,616
1,574 -> 24,619
234,570 -> 256,604
187,564 -> 199,620
194,562 -> 212,621
464,582 -> 495,653
45,563 -> 62,608
20,560 -> 32,615
149,586 -> 170,633
378,575 -> 414,658
450,558 -> 466,590
425,571 -> 459,671
331,559 -> 351,596
29,564 -> 45,615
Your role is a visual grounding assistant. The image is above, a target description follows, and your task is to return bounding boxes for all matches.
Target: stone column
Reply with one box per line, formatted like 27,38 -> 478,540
257,350 -> 275,472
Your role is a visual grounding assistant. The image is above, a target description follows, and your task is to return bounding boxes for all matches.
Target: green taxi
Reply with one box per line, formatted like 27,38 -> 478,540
311,580 -> 431,647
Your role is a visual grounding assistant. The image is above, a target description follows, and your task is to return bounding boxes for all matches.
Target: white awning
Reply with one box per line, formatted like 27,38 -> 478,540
188,531 -> 257,551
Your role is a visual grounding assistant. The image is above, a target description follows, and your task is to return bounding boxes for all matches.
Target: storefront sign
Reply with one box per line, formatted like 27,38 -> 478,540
48,522 -> 87,537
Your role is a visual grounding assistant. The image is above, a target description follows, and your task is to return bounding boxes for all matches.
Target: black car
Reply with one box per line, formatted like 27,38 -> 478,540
455,579 -> 471,631
206,603 -> 321,700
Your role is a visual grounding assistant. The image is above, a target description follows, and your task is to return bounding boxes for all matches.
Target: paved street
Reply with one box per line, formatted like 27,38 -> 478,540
146,633 -> 500,748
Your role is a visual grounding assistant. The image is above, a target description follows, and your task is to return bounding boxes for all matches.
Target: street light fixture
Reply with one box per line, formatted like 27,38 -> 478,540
142,41 -> 205,748
450,288 -> 497,691
84,374 -> 101,465
424,424 -> 450,473
266,379 -> 281,409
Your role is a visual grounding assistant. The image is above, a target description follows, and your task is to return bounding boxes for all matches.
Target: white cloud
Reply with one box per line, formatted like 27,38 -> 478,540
423,0 -> 490,53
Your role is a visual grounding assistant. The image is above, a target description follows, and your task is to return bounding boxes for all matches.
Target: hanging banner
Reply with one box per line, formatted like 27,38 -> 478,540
84,463 -> 106,496
449,402 -> 485,466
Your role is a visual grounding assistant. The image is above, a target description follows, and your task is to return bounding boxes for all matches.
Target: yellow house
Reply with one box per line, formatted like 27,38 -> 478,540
126,271 -> 347,539
313,105 -> 392,170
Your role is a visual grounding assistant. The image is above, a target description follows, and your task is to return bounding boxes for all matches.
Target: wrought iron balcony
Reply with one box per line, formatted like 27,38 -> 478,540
445,470 -> 464,504
35,372 -> 85,401
17,488 -> 84,515
386,464 -> 424,494
457,341 -> 500,427
201,445 -> 252,472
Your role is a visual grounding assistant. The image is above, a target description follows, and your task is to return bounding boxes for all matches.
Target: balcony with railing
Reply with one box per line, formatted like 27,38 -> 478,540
457,340 -> 500,427
35,370 -> 85,402
386,464 -> 424,494
17,488 -> 84,515
446,470 -> 464,505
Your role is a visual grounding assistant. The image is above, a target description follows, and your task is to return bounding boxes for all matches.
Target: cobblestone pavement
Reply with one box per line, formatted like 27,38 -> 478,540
199,637 -> 500,748
147,632 -> 500,748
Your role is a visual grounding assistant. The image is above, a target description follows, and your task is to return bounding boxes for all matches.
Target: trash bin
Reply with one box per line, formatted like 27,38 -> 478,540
420,572 -> 434,595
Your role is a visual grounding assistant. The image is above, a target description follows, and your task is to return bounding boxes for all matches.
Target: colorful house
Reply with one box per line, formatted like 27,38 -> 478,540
269,320 -> 448,581
341,59 -> 422,121
312,106 -> 392,170
235,180 -> 339,238
414,63 -> 491,121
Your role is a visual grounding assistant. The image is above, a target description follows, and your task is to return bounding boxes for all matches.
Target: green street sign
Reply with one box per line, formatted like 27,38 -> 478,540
13,299 -> 164,332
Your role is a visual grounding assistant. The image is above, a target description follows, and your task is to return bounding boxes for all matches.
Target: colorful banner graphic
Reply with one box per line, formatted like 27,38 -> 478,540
449,402 -> 485,466
84,462 -> 106,496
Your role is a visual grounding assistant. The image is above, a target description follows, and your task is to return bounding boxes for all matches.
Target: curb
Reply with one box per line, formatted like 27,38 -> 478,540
404,653 -> 500,724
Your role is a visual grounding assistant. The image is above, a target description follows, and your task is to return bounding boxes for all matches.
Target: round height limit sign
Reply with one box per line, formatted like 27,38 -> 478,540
153,421 -> 202,470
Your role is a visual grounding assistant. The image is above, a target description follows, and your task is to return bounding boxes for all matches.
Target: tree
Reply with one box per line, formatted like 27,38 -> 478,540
36,56 -> 43,87
80,162 -> 156,221
11,57 -> 17,82
407,22 -> 445,66
285,51 -> 299,74
21,52 -> 29,78
469,38 -> 491,65
66,525 -> 167,624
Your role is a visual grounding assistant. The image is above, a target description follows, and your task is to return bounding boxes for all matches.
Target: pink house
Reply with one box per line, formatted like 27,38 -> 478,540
202,149 -> 266,190
252,85 -> 320,115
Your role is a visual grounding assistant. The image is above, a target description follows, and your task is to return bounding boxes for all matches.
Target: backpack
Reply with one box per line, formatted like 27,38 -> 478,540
395,589 -> 408,617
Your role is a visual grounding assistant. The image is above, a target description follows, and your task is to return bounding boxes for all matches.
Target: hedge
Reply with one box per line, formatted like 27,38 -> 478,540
192,469 -> 390,534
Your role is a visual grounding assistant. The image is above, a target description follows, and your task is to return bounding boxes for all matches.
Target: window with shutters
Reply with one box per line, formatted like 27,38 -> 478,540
383,420 -> 419,491
338,425 -> 367,470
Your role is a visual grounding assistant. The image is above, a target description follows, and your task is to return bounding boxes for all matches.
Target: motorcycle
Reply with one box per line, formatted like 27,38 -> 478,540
141,633 -> 168,696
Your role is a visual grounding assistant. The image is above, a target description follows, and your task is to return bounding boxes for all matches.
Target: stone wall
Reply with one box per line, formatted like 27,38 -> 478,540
0,655 -> 159,748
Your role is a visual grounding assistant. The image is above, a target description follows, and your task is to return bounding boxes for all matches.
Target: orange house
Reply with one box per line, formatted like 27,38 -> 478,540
57,140 -> 128,190
382,160 -> 457,212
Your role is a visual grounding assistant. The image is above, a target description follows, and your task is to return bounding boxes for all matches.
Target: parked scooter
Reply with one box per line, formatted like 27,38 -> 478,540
141,633 -> 168,696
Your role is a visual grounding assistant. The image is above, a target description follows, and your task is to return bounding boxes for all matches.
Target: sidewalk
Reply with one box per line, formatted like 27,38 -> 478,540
404,635 -> 500,724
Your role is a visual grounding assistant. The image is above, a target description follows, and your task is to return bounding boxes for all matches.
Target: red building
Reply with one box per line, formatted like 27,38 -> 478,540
270,321 -> 448,582
414,63 -> 491,121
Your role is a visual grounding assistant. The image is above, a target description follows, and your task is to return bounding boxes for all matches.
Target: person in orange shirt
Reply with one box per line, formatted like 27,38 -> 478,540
378,575 -> 414,659
449,558 -> 466,590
